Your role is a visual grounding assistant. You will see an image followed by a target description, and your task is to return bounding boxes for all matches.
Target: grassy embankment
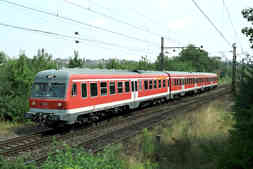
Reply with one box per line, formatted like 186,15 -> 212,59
121,93 -> 234,169
0,93 -> 234,169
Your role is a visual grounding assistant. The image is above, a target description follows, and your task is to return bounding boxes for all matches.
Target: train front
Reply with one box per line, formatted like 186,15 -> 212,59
25,70 -> 70,127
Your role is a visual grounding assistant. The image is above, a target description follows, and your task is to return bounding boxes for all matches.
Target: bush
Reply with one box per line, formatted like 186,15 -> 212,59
41,144 -> 125,169
0,50 -> 56,121
0,156 -> 35,169
218,64 -> 253,169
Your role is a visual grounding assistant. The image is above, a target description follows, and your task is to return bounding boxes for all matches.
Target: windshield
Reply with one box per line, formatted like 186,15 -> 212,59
31,82 -> 66,98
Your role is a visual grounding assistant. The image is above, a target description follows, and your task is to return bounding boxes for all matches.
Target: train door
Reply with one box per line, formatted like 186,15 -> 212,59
130,80 -> 139,109
182,78 -> 185,90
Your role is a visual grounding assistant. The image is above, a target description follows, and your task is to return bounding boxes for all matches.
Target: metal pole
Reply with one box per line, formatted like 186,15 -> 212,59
232,43 -> 236,93
160,37 -> 164,71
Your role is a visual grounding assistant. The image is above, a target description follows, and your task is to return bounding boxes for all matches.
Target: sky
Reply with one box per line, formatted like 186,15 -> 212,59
0,0 -> 252,62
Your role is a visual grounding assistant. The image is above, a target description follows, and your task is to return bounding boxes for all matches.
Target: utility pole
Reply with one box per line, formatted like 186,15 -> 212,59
160,37 -> 164,71
159,37 -> 203,71
232,43 -> 237,93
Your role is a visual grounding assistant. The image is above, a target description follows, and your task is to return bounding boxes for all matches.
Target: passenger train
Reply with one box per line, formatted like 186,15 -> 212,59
25,69 -> 218,127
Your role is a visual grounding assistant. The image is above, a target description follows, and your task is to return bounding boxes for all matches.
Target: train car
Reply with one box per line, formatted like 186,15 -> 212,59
167,71 -> 218,98
25,69 -> 169,127
24,68 -> 218,127
197,72 -> 218,90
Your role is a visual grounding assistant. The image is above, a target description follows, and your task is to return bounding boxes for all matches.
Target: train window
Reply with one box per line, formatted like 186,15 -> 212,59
163,80 -> 166,88
110,81 -> 116,95
139,80 -> 142,91
125,81 -> 130,92
135,81 -> 138,92
149,80 -> 153,89
100,82 -> 107,96
90,83 -> 98,97
168,79 -> 170,87
144,80 -> 148,90
72,83 -> 77,96
131,81 -> 134,92
154,80 -> 157,88
81,83 -> 87,98
159,80 -> 161,88
118,82 -> 123,93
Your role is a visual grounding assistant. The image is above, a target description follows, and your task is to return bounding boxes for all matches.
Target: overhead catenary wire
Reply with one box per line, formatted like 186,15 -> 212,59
222,0 -> 244,52
191,0 -> 231,47
64,0 -> 162,37
81,0 -> 182,44
0,21 -> 153,54
0,0 -> 159,46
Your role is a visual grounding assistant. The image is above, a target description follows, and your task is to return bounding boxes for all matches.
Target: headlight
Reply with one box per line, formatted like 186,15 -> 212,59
32,101 -> 36,105
57,102 -> 62,107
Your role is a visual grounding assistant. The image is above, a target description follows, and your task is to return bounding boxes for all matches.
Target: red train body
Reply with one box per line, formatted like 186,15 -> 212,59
25,69 -> 218,127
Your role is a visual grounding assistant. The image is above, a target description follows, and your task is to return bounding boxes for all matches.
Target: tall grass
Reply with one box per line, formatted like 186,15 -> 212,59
121,94 -> 234,169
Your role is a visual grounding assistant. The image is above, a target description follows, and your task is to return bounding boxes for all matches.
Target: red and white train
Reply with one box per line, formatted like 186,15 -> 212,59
25,69 -> 218,127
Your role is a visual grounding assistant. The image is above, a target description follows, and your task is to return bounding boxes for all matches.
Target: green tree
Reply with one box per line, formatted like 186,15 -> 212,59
138,56 -> 154,70
0,50 -> 56,121
31,49 -> 56,72
105,58 -> 122,69
0,51 -> 8,64
155,54 -> 172,71
178,44 -> 210,72
68,50 -> 83,68
242,8 -> 253,48
219,8 -> 253,169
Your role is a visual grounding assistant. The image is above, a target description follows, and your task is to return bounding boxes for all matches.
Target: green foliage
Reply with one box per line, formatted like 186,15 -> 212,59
41,144 -> 125,169
0,156 -> 35,169
219,8 -> 253,169
138,56 -> 154,70
153,44 -> 228,73
242,8 -> 253,48
142,128 -> 155,159
69,50 -> 83,68
0,51 -> 8,64
105,58 -> 123,69
0,49 -> 56,121
0,144 -> 127,169
219,64 -> 253,169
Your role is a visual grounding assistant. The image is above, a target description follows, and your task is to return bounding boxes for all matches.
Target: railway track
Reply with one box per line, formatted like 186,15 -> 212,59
0,127 -> 52,154
0,85 -> 230,164
33,85 -> 231,165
